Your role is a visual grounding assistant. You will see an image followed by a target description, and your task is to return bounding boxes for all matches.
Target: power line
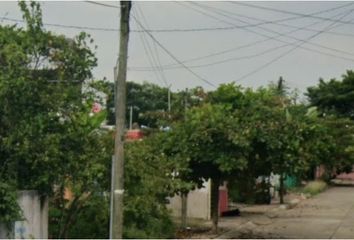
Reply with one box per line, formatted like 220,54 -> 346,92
130,44 -> 289,71
130,2 -> 354,71
136,4 -> 169,87
181,3 -> 354,65
2,16 -> 120,32
2,2 -> 354,34
192,2 -> 354,58
234,8 -> 354,83
187,2 -> 354,56
84,1 -> 120,9
0,12 -> 8,23
232,2 -> 354,25
131,15 -> 216,87
133,4 -> 169,87
204,3 -> 354,38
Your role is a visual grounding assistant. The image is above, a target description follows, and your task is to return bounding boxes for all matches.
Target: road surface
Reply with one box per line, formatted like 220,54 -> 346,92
218,186 -> 354,238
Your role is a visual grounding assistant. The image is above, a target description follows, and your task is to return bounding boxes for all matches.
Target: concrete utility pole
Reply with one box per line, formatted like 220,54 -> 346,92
129,106 -> 133,129
111,1 -> 132,239
168,85 -> 171,113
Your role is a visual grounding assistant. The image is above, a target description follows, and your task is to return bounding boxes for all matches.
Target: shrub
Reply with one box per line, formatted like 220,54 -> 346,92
303,181 -> 327,196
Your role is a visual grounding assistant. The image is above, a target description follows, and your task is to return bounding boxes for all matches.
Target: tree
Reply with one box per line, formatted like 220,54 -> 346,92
104,81 -> 207,128
104,81 -> 169,127
307,70 -> 354,119
307,71 -> 354,177
0,0 -> 98,229
48,106 -> 112,239
209,83 -> 330,204
164,103 -> 248,232
317,116 -> 354,177
122,134 -> 181,238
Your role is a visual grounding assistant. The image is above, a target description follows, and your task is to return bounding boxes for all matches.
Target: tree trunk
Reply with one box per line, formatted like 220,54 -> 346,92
210,178 -> 220,233
279,173 -> 284,204
181,192 -> 188,229
59,196 -> 81,239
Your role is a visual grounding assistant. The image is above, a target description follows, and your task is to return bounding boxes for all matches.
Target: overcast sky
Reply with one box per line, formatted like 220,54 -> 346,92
1,1 -> 354,95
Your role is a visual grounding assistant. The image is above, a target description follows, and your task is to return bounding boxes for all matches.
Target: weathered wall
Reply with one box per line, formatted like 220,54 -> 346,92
0,190 -> 48,239
167,180 -> 211,220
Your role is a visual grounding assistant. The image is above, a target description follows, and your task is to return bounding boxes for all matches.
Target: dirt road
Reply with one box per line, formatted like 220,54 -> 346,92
218,187 -> 354,239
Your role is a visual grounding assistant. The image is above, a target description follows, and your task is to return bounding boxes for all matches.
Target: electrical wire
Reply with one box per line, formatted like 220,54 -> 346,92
131,15 -> 216,87
234,8 -> 354,83
133,4 -> 169,87
186,2 -> 354,57
187,3 -> 354,61
136,4 -> 169,87
202,3 -> 354,38
192,2 -> 354,58
3,2 -> 354,34
84,1 -> 120,9
232,2 -> 354,25
130,3 -> 354,71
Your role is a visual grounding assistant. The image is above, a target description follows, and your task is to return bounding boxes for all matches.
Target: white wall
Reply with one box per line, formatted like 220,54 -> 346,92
167,179 -> 211,220
0,190 -> 48,239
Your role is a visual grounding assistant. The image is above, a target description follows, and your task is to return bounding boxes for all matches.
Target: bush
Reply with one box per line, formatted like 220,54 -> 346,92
65,194 -> 110,239
0,182 -> 21,232
123,136 -> 176,238
303,181 -> 327,196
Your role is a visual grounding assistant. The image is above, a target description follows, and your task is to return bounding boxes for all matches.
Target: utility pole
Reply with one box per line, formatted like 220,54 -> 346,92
111,1 -> 132,239
167,84 -> 171,113
129,106 -> 133,129
184,88 -> 188,115
181,87 -> 189,229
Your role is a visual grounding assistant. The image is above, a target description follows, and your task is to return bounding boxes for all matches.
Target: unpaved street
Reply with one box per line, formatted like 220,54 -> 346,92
218,187 -> 354,239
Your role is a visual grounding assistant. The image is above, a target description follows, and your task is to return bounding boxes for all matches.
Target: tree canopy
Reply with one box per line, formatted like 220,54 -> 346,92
307,70 -> 354,119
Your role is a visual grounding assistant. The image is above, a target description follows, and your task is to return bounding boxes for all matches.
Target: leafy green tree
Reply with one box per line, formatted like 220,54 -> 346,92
318,116 -> 354,177
209,83 -> 331,204
48,106 -> 112,239
0,0 -> 97,189
307,70 -> 354,119
104,81 -> 207,128
0,0 -> 99,230
164,103 -> 248,232
104,81 -> 169,127
307,71 -> 354,178
122,134 -> 180,238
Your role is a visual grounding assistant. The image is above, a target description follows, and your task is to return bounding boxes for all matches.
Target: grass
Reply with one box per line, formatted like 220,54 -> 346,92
302,180 -> 327,196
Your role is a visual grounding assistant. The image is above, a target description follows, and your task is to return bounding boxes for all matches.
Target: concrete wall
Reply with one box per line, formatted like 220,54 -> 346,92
167,180 -> 211,220
0,190 -> 48,239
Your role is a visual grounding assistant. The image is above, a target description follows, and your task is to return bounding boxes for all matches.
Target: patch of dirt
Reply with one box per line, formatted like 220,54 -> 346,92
175,227 -> 227,239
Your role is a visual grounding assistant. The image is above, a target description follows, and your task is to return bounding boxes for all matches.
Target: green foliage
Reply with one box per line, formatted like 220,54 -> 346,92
3,3 -> 354,237
0,1 -> 97,193
58,194 -> 110,239
164,103 -> 248,186
123,135 -> 177,238
51,132 -> 178,239
209,83 -> 334,204
48,110 -> 113,238
0,1 -> 108,236
319,116 -> 354,174
105,81 -> 207,127
307,71 -> 354,175
307,70 -> 354,119
0,183 -> 22,231
105,81 -> 170,127
303,181 -> 327,196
